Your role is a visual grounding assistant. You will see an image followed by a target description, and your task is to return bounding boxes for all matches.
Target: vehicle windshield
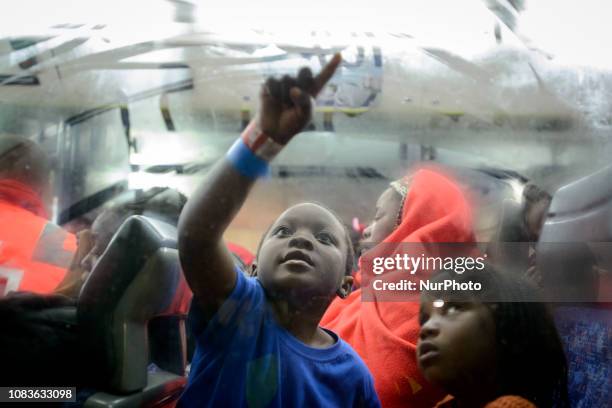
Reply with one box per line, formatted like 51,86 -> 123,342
1,1 -> 609,407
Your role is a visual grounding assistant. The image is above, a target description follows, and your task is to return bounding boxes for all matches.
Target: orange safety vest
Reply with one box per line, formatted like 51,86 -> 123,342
0,200 -> 76,295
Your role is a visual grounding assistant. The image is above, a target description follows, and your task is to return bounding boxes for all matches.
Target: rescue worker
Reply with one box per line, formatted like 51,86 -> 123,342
0,135 -> 76,295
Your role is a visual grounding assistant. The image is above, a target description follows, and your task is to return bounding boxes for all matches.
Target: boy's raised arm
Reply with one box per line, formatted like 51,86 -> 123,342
178,54 -> 342,313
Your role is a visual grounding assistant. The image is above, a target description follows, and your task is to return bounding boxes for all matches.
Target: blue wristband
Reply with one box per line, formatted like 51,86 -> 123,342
226,138 -> 270,179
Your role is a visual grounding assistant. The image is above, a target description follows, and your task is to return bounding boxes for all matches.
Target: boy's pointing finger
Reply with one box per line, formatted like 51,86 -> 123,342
312,53 -> 342,97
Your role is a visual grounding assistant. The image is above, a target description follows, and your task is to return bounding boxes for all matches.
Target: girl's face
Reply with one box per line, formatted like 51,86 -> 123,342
361,188 -> 402,254
417,295 -> 498,395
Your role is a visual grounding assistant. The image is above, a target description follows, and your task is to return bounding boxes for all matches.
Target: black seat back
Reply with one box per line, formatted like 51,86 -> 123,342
78,215 -> 189,394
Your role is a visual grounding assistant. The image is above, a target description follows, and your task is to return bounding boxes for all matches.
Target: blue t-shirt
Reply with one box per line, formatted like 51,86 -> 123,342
179,269 -> 381,408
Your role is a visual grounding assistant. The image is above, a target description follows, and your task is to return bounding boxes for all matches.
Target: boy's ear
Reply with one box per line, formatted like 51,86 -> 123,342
336,275 -> 354,299
249,261 -> 258,277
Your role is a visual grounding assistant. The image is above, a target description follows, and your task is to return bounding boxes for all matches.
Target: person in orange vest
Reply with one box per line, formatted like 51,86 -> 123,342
54,187 -> 190,299
0,135 -> 76,295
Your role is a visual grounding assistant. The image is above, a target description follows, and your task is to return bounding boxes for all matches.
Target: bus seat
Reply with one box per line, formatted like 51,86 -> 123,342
537,163 -> 612,301
537,164 -> 612,408
538,163 -> 612,255
553,306 -> 611,408
78,215 -> 189,406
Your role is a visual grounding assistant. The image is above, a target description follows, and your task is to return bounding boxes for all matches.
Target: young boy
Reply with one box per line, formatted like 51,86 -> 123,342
177,54 -> 381,407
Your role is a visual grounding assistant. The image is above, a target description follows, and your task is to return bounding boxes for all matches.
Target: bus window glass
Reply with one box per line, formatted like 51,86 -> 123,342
0,1 -> 610,406
65,109 -> 129,210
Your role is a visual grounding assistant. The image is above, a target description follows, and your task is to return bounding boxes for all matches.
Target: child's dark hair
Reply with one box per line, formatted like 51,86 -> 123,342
522,183 -> 552,207
423,265 -> 569,408
256,202 -> 355,276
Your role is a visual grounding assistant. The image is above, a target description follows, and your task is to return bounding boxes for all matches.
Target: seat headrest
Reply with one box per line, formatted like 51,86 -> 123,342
538,165 -> 612,302
540,164 -> 612,243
